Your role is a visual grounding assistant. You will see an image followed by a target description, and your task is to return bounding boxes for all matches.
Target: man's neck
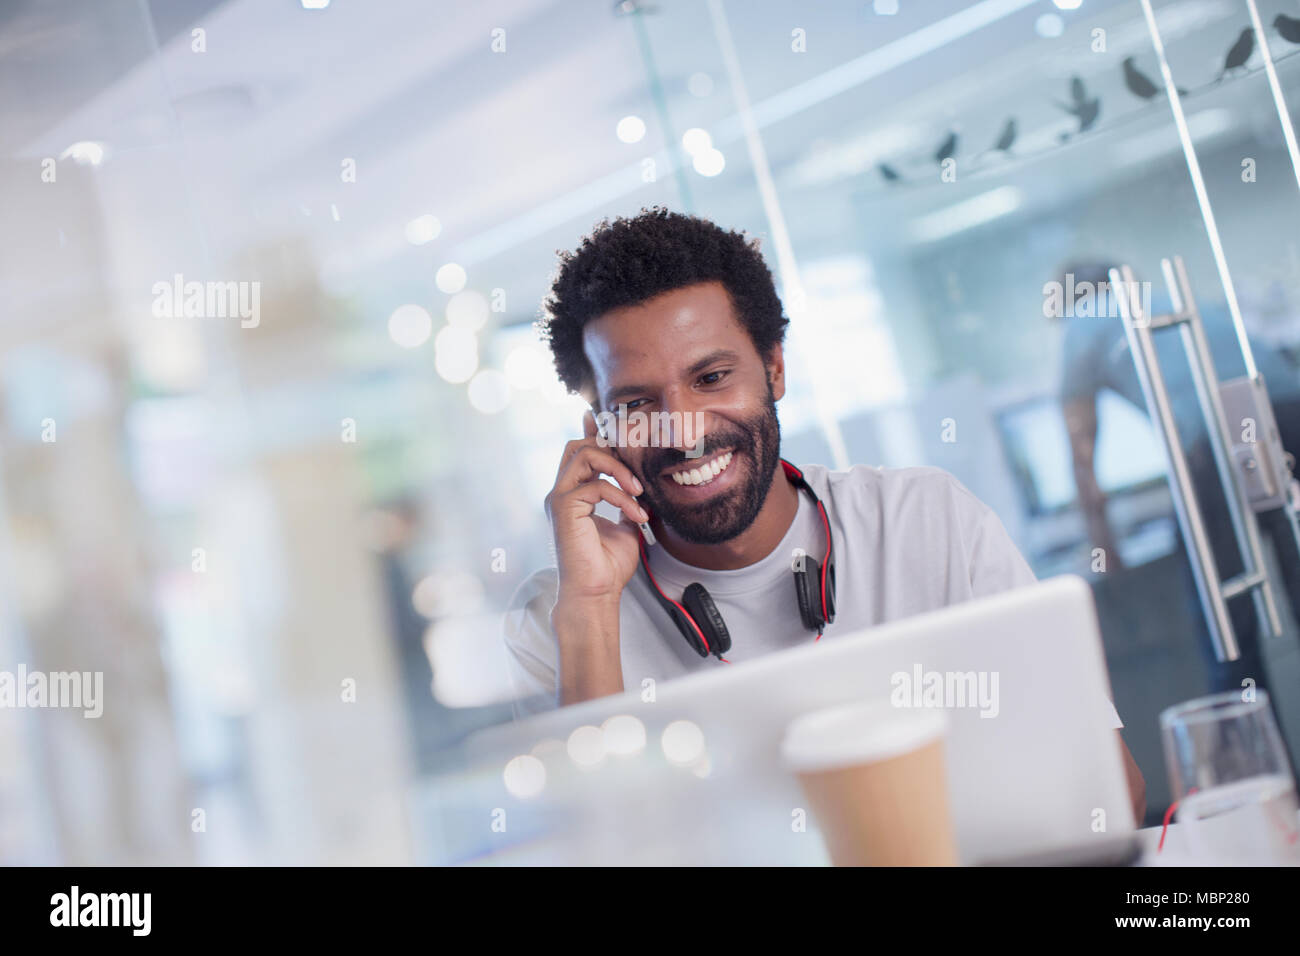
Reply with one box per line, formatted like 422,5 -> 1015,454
651,462 -> 800,571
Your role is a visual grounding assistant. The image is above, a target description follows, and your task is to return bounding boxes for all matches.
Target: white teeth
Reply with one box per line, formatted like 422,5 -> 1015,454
669,451 -> 734,486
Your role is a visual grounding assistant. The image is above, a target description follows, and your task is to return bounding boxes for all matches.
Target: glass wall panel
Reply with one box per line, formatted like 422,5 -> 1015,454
638,0 -> 1300,824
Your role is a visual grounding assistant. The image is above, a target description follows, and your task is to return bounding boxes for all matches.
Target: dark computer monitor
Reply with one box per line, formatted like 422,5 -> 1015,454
997,391 -> 1168,517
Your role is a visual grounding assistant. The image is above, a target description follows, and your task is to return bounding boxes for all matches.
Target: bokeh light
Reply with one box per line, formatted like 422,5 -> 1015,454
1035,14 -> 1065,38
566,725 -> 606,767
405,214 -> 441,245
504,343 -> 551,391
661,720 -> 705,766
435,326 -> 477,383
60,141 -> 106,165
687,72 -> 713,97
387,304 -> 433,348
602,715 -> 647,755
692,148 -> 725,177
616,115 -> 646,143
435,263 -> 467,294
467,369 -> 511,414
682,128 -> 712,155
446,290 -> 489,331
503,754 -> 546,798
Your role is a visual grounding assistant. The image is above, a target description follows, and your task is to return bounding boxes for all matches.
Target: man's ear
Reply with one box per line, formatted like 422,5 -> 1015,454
765,344 -> 786,402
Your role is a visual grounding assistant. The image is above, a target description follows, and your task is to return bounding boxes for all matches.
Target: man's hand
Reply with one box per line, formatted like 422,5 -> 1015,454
1064,396 -> 1126,572
544,410 -> 647,705
546,410 -> 646,601
1117,731 -> 1147,825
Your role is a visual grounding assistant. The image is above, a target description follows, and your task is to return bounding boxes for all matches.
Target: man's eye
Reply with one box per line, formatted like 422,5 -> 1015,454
621,398 -> 649,411
699,370 -> 729,386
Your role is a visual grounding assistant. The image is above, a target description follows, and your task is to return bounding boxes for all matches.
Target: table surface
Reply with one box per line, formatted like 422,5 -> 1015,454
1135,811 -> 1300,866
1135,822 -> 1179,866
462,820 -> 1294,866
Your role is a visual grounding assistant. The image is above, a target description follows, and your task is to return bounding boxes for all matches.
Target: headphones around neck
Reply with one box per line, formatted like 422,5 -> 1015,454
637,459 -> 836,661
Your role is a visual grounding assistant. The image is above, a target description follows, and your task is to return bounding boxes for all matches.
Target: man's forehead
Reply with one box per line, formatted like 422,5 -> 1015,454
583,284 -> 748,382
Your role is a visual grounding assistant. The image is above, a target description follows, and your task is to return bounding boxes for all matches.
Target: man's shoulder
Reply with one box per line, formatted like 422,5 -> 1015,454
802,461 -> 986,512
507,565 -> 559,608
804,461 -> 1035,591
502,566 -> 559,648
500,567 -> 562,717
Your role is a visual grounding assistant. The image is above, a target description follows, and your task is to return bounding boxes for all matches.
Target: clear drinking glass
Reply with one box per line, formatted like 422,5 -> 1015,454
1160,690 -> 1300,865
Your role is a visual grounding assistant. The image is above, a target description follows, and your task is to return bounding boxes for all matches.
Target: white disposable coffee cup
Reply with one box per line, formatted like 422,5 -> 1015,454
781,700 -> 958,866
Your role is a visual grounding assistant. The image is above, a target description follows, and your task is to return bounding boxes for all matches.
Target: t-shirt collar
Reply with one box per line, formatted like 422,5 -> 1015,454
645,488 -> 817,596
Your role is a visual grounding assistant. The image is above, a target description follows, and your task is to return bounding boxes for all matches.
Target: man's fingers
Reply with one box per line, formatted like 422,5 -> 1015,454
554,444 -> 644,498
594,512 -> 643,539
556,430 -> 608,484
558,478 -> 649,526
556,437 -> 591,480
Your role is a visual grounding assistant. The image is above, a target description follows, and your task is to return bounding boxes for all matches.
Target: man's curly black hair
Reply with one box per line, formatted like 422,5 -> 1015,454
539,206 -> 789,397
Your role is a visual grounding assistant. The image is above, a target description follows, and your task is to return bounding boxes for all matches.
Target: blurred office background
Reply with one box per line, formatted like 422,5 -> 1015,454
4,0 -> 1300,863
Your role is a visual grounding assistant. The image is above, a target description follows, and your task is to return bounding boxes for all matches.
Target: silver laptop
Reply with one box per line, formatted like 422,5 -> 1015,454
465,575 -> 1136,865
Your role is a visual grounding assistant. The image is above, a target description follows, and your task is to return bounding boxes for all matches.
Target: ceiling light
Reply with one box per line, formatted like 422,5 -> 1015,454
908,186 -> 1023,243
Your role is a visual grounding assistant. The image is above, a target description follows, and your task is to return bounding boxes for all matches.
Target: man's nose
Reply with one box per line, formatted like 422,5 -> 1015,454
658,395 -> 708,458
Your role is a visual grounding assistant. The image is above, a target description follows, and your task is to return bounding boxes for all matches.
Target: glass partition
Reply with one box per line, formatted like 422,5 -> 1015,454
635,0 -> 1300,825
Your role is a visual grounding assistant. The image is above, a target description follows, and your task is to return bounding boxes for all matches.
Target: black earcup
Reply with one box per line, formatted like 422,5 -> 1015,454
665,604 -> 708,658
794,556 -> 825,631
681,583 -> 731,656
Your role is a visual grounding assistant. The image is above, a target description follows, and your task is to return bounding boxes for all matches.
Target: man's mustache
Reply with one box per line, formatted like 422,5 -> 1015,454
643,432 -> 751,477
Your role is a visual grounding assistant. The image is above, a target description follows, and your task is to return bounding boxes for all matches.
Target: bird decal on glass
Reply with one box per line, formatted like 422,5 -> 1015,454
1055,75 -> 1100,137
1276,14 -> 1300,45
991,117 -> 1017,153
934,130 -> 958,165
1122,57 -> 1188,100
976,117 -> 1018,160
1217,27 -> 1255,82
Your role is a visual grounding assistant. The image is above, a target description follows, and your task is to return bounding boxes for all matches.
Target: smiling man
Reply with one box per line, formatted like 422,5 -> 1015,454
503,207 -> 1145,822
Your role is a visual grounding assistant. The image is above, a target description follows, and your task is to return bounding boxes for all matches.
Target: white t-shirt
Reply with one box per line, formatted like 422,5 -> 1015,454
502,463 -> 1123,728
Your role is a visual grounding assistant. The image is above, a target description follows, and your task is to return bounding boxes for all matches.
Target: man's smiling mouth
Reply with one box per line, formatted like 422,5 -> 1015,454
664,450 -> 734,487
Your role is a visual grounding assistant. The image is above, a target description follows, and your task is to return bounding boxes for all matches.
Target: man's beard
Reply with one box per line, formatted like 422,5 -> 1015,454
636,388 -> 782,545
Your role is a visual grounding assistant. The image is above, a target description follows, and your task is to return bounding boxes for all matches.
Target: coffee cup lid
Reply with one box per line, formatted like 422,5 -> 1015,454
780,700 -> 948,773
